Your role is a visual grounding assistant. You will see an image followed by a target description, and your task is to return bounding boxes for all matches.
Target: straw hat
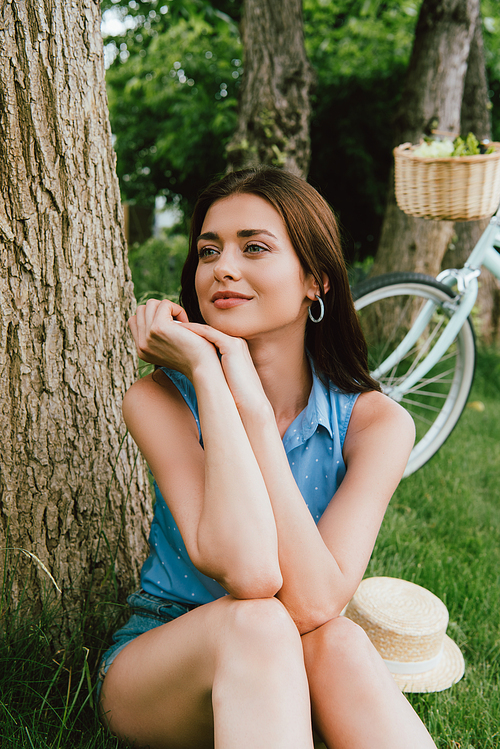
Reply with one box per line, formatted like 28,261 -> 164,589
344,577 -> 465,693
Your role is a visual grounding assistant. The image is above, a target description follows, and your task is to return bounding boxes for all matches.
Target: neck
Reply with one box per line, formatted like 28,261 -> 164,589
247,334 -> 312,438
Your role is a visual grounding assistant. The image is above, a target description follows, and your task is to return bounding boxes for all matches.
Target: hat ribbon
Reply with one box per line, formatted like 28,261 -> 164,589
383,645 -> 444,675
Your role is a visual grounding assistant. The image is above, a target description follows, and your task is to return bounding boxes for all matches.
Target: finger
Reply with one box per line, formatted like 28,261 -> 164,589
127,311 -> 152,362
128,313 -> 137,335
127,313 -> 137,333
145,298 -> 163,332
180,323 -> 242,355
141,300 -> 173,356
166,301 -> 190,323
128,304 -> 146,345
133,303 -> 151,353
148,301 -> 190,336
146,299 -> 190,331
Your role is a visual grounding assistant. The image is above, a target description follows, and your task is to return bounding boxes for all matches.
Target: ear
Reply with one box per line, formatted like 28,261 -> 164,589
306,272 -> 330,301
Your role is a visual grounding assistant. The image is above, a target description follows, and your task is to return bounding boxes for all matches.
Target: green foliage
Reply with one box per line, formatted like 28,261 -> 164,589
303,0 -> 421,82
103,0 -> 423,252
347,254 -> 374,286
304,0 -> 500,261
308,70 -> 407,261
128,229 -> 188,301
482,1 -> 500,143
452,132 -> 495,156
301,0 -> 422,261
102,0 -> 500,262
452,132 -> 481,156
103,0 -> 241,211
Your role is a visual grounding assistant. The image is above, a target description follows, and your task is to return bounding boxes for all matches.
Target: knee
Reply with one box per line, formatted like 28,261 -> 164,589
212,598 -> 310,719
303,615 -> 376,673
220,596 -> 302,659
213,597 -> 306,699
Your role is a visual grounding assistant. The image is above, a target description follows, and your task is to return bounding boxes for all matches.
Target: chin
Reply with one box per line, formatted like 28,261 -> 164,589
207,318 -> 257,340
214,322 -> 254,338
202,308 -> 248,332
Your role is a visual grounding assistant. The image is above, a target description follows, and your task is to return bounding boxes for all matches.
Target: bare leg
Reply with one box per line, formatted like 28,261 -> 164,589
302,616 -> 437,749
100,595 -> 314,749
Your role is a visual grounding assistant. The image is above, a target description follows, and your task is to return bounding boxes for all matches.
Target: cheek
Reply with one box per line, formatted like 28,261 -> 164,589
194,267 -> 206,301
194,270 -> 214,322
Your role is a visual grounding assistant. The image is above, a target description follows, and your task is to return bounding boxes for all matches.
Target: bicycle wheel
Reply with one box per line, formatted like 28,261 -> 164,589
352,272 -> 476,476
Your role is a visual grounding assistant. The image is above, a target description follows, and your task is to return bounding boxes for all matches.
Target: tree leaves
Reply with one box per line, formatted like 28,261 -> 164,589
103,0 -> 241,210
101,0 -> 500,254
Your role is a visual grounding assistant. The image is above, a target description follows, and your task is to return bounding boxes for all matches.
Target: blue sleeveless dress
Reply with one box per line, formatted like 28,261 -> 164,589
140,366 -> 359,606
97,365 -> 359,690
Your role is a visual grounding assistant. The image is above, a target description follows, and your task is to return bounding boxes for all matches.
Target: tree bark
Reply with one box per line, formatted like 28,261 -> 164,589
226,0 -> 314,178
372,0 -> 480,279
441,16 -> 500,345
459,15 -> 492,140
0,0 -> 151,639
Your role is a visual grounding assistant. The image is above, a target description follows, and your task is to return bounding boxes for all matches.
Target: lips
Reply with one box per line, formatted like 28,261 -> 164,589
211,290 -> 253,309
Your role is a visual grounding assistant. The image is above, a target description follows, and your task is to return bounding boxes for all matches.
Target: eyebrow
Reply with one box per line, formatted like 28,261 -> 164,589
196,229 -> 278,243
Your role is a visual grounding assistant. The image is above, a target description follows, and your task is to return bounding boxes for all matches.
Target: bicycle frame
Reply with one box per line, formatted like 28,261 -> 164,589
372,208 -> 500,400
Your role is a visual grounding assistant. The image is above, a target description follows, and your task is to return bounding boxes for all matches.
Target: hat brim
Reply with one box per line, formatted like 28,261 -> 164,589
391,634 -> 465,693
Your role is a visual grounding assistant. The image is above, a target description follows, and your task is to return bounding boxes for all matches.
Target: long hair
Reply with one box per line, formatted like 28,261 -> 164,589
180,167 -> 380,394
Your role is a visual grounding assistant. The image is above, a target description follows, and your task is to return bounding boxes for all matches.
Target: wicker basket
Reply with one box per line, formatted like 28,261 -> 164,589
394,142 -> 500,221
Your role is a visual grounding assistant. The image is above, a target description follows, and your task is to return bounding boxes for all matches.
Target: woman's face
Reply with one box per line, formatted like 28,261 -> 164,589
194,193 -> 318,340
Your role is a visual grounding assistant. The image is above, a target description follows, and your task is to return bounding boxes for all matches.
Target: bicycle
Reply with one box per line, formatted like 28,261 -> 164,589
351,205 -> 500,477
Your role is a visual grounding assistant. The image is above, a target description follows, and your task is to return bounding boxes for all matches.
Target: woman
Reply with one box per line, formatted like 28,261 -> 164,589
99,167 -> 436,749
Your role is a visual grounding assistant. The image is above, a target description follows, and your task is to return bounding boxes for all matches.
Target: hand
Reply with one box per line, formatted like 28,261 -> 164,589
181,322 -> 271,415
128,299 -> 219,376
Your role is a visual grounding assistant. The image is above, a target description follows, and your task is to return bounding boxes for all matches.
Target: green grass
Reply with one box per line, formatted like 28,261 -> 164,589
367,347 -> 500,748
1,349 -> 499,748
0,583 -> 123,748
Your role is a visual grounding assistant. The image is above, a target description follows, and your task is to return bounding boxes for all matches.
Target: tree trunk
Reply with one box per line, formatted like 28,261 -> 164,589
0,0 -> 151,640
441,16 -> 500,345
459,15 -> 491,140
226,0 -> 314,178
372,0 -> 480,279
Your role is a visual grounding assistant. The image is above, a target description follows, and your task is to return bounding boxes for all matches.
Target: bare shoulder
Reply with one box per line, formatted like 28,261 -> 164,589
123,369 -> 191,409
350,390 -> 414,433
344,390 -> 415,462
123,370 -> 179,408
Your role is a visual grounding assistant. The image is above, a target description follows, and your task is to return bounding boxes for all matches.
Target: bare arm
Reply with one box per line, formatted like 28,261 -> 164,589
183,322 -> 415,634
124,300 -> 282,599
240,391 -> 414,633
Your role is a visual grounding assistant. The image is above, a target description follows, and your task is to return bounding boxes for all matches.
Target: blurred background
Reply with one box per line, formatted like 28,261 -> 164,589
101,0 -> 500,306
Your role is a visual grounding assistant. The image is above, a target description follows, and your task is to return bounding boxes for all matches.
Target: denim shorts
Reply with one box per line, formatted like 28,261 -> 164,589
97,589 -> 199,699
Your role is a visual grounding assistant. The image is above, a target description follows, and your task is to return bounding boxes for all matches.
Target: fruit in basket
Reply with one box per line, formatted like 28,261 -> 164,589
412,139 -> 454,158
412,132 -> 496,158
394,133 -> 500,221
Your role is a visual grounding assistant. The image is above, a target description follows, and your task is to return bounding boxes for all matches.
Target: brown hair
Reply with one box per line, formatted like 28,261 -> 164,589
180,167 -> 380,393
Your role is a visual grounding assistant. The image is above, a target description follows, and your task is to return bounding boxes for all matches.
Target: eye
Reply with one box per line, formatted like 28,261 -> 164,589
197,246 -> 218,259
244,243 -> 268,254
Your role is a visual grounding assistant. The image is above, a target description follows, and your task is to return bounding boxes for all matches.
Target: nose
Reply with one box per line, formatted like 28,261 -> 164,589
213,247 -> 242,281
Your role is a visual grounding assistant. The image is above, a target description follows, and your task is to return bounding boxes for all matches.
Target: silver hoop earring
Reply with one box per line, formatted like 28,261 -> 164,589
308,294 -> 324,323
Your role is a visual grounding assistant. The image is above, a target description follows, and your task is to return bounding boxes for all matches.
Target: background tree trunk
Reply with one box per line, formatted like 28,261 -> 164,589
372,0 -> 480,279
0,0 -> 151,640
441,16 -> 500,344
226,0 -> 314,178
